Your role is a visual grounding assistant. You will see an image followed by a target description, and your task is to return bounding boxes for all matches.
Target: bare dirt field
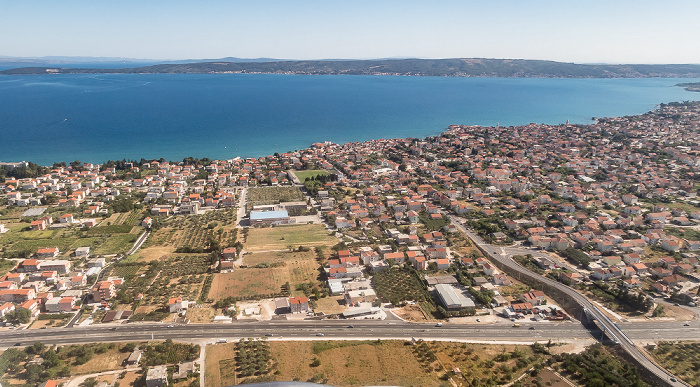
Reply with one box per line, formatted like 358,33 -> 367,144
205,342 -> 237,387
69,347 -> 130,375
314,295 -> 347,315
209,250 -> 321,300
187,306 -> 216,323
392,304 -> 430,322
134,246 -> 175,262
517,368 -> 574,387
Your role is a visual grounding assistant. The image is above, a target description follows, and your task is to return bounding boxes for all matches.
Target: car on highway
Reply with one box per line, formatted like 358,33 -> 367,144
529,327 -> 535,330
316,333 -> 324,336
476,318 -> 481,322
435,323 -> 443,327
265,333 -> 275,337
512,324 -> 520,328
167,325 -> 174,328
684,323 -> 690,326
347,325 -> 354,328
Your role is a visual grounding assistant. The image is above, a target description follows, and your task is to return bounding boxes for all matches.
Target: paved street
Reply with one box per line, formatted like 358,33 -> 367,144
2,319 -> 699,349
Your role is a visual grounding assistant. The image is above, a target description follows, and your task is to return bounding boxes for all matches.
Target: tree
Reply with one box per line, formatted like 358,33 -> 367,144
81,377 -> 99,387
6,308 -> 31,324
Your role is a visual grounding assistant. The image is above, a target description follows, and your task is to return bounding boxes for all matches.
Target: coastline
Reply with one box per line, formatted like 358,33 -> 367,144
0,100 -> 696,168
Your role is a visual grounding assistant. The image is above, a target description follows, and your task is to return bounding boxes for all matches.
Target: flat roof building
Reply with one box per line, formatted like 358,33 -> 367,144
434,284 -> 475,311
249,210 -> 292,225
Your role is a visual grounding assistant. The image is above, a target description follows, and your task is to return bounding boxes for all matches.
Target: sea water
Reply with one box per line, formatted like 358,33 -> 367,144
0,73 -> 698,165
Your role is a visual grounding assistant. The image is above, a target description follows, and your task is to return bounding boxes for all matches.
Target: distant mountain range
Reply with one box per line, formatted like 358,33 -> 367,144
3,58 -> 700,78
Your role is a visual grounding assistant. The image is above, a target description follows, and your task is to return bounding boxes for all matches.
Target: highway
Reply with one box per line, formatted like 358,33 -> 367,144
449,215 -> 691,386
2,320 -> 699,349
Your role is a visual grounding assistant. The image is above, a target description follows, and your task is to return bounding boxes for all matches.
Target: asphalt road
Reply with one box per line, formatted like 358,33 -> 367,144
2,320 -> 698,349
449,215 -> 690,386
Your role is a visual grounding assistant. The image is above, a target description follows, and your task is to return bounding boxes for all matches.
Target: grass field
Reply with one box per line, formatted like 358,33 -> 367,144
209,250 -> 320,300
294,170 -> 330,181
206,340 -> 547,387
244,224 -> 336,252
92,233 -> 138,255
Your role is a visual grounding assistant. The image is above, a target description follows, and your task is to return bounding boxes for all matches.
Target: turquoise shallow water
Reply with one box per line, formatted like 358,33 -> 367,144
0,74 -> 698,165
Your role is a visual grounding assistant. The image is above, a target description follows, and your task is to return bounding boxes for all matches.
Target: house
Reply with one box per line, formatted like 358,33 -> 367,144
45,296 -> 76,313
4,272 -> 25,284
435,258 -> 450,270
290,296 -> 309,313
141,217 -> 153,228
0,301 -> 16,317
0,288 -> 36,303
86,257 -> 105,268
75,246 -> 91,258
126,349 -> 142,366
662,274 -> 685,287
169,297 -> 189,313
70,275 -> 87,287
222,247 -> 237,260
92,281 -> 116,302
383,251 -> 405,265
492,273 -> 512,286
520,290 -> 546,306
146,366 -> 168,387
559,271 -> 583,284
173,361 -> 196,380
274,298 -> 291,314
622,278 -> 642,289
220,261 -> 235,272
511,302 -> 534,314
59,213 -> 74,224
38,380 -> 58,387
335,216 -> 352,229
18,298 -> 41,317
344,289 -> 377,305
37,247 -> 59,258
40,260 -> 71,274
650,283 -> 669,294
602,255 -> 622,266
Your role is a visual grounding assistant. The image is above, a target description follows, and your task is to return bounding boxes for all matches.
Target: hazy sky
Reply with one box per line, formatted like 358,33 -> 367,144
1,0 -> 699,64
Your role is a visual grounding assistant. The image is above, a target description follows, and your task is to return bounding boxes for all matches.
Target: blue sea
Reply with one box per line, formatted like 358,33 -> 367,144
0,73 -> 698,165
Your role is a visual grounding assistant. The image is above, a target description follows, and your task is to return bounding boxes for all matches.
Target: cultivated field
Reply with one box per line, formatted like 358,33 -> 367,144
246,186 -> 305,210
209,250 -> 321,301
244,224 -> 336,252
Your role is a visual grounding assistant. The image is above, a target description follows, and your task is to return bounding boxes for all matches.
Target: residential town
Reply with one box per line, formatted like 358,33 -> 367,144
1,101 -> 700,386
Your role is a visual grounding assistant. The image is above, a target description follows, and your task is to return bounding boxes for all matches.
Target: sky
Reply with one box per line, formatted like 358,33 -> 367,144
1,0 -> 699,64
